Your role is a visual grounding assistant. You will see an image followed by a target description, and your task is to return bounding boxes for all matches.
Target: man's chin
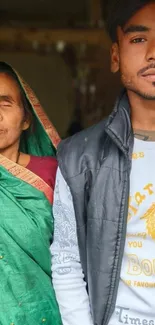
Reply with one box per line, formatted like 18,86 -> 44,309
128,87 -> 155,100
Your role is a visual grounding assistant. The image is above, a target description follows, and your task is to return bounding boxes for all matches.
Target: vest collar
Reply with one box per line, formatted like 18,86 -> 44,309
105,89 -> 133,157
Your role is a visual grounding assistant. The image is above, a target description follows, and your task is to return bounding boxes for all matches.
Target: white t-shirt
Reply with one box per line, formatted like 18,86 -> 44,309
109,138 -> 155,325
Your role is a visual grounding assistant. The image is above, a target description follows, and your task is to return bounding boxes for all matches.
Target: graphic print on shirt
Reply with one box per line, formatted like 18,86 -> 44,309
126,181 -> 155,287
109,138 -> 155,325
128,182 -> 155,240
141,203 -> 155,240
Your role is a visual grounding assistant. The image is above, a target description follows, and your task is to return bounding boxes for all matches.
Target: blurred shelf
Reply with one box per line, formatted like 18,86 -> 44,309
0,27 -> 111,49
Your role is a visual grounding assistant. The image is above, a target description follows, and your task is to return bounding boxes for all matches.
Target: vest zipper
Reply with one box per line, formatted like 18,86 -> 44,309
103,151 -> 131,325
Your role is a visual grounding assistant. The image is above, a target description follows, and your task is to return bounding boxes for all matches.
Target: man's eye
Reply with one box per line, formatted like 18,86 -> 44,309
131,38 -> 145,43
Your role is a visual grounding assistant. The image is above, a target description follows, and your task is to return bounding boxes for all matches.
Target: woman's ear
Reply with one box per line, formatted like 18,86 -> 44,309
22,112 -> 32,131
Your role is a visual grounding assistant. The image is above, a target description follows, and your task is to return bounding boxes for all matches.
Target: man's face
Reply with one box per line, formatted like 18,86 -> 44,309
111,2 -> 155,100
0,73 -> 30,151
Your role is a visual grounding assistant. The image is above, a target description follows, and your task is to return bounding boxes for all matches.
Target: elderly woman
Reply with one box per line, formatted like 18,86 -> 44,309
0,62 -> 62,325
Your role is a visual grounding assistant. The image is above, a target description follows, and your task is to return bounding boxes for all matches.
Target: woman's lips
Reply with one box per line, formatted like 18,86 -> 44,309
0,129 -> 6,134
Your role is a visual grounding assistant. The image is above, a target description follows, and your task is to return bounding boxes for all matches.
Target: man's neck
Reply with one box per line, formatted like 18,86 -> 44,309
127,90 -> 155,131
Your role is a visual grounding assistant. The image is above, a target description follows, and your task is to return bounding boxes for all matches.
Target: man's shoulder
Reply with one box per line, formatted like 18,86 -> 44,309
57,118 -> 109,179
58,118 -> 108,156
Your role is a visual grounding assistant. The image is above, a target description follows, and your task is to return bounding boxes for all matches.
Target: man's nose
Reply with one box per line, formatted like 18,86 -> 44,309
0,112 -> 3,121
146,40 -> 155,62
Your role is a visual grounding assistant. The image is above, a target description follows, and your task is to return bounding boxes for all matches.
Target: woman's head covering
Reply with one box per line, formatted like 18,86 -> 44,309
0,61 -> 60,157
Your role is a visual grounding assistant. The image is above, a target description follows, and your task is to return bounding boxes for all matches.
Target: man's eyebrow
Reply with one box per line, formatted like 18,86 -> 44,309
123,24 -> 150,34
0,95 -> 14,103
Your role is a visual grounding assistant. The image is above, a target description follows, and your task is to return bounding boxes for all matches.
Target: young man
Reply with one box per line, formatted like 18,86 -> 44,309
51,1 -> 155,324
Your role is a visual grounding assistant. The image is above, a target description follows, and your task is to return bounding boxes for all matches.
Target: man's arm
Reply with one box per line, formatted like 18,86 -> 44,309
50,168 -> 93,325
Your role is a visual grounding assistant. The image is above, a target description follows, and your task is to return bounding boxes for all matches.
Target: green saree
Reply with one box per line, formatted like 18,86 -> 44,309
0,63 -> 62,324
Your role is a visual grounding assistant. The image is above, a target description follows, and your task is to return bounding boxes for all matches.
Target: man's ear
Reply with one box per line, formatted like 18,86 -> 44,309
110,43 -> 120,73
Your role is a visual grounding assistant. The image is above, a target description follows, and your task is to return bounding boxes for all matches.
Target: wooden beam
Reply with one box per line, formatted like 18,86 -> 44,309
0,27 -> 111,49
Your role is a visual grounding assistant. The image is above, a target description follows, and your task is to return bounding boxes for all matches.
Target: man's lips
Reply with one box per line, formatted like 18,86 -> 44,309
141,69 -> 155,81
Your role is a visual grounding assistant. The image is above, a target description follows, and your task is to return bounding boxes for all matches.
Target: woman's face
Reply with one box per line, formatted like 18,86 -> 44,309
0,73 -> 30,151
